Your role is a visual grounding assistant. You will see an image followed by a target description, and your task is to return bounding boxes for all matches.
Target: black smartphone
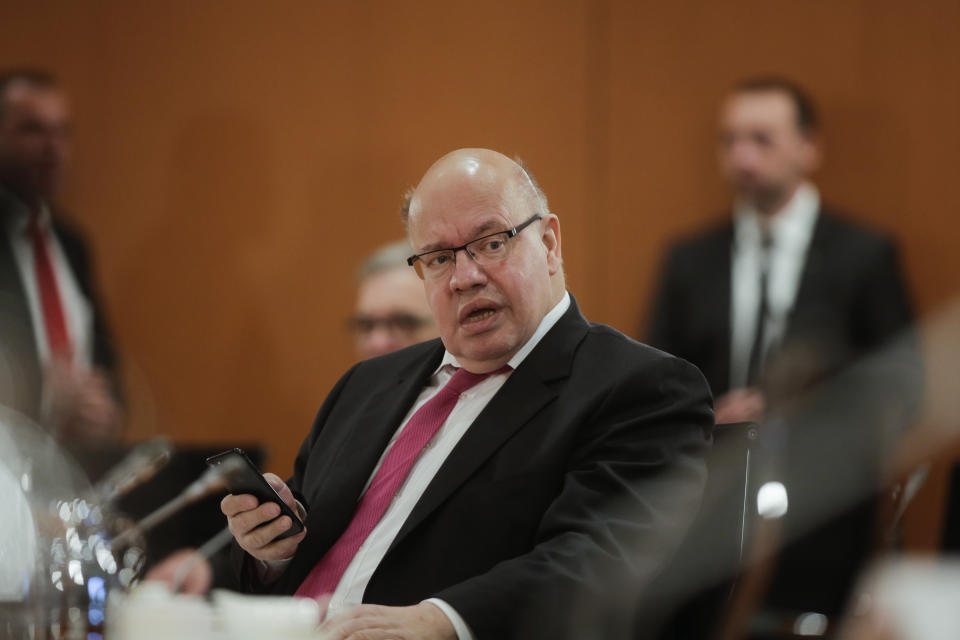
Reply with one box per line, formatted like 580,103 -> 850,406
205,448 -> 305,541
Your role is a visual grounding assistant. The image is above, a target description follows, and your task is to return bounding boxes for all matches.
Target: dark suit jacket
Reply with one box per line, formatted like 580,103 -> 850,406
242,297 -> 713,639
0,194 -> 120,421
646,208 -> 913,398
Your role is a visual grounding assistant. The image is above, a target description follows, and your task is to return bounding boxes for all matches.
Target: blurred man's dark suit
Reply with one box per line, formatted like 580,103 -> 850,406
0,191 -> 119,421
236,297 -> 714,640
647,207 -> 915,621
648,207 -> 912,399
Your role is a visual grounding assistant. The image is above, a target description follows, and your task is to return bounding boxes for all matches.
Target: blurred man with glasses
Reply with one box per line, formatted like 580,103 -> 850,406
350,240 -> 437,361
222,149 -> 712,640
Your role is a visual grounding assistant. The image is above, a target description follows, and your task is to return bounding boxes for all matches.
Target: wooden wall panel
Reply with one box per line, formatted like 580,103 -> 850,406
605,0 -> 960,334
0,0 -> 595,476
601,0 -> 960,550
1,0 -> 957,547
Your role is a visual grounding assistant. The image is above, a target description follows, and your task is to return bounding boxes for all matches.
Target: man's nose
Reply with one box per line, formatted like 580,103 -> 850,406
43,131 -> 69,161
449,249 -> 486,291
727,139 -> 760,170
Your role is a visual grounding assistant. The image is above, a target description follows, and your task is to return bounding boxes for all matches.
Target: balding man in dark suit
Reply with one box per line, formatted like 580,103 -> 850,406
223,149 -> 714,640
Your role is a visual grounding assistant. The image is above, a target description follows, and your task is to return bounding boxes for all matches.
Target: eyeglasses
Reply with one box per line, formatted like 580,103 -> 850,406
348,312 -> 432,336
406,214 -> 542,280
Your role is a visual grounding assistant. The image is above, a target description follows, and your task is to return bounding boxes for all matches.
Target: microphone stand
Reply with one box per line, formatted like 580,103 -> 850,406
170,526 -> 235,594
112,457 -> 246,548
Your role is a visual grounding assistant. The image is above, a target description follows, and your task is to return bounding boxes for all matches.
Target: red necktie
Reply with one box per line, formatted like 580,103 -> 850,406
294,366 -> 506,599
26,215 -> 72,360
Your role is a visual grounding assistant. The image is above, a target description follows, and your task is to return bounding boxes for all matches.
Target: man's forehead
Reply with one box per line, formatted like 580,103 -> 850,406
410,211 -> 513,252
359,266 -> 425,303
411,174 -> 510,222
723,91 -> 796,128
407,149 -> 531,247
4,84 -> 67,113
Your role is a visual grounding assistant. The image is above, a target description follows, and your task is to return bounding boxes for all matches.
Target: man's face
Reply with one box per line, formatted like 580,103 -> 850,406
718,90 -> 818,210
0,84 -> 71,204
352,266 -> 437,360
407,155 -> 562,373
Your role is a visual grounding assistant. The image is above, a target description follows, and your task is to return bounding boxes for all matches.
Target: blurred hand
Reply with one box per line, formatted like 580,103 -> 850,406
838,610 -> 901,640
144,548 -> 212,595
221,472 -> 306,562
715,387 -> 766,424
321,602 -> 456,640
46,359 -> 122,442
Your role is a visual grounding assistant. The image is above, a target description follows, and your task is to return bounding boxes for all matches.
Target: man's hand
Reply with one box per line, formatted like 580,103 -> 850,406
220,472 -> 307,561
46,360 -> 122,442
714,387 -> 766,424
144,549 -> 212,595
321,602 -> 457,640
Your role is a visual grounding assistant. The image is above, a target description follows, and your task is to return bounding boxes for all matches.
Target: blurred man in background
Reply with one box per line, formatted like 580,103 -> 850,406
646,77 -> 917,630
0,69 -> 121,442
647,76 -> 912,424
350,239 -> 437,360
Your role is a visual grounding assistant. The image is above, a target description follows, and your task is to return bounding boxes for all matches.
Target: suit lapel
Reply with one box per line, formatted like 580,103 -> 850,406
788,209 -> 832,336
283,343 -> 444,591
302,383 -> 413,527
0,191 -> 34,326
0,193 -> 43,417
387,297 -> 589,552
709,223 -> 734,394
0,229 -> 32,316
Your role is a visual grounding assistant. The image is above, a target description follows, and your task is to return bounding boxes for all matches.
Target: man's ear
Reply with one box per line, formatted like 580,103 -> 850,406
800,133 -> 822,174
540,214 -> 562,275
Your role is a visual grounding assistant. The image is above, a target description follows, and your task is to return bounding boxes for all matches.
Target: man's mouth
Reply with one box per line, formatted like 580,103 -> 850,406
464,308 -> 496,324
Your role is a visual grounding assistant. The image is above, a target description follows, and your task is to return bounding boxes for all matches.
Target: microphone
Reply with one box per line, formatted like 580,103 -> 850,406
93,438 -> 174,502
113,456 -> 246,546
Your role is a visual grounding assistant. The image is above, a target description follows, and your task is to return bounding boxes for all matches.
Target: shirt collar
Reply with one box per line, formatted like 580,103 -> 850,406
0,186 -> 52,235
437,291 -> 571,375
734,182 -> 820,251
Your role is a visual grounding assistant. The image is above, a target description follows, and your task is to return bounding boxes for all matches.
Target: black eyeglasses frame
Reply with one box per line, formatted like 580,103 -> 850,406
405,214 -> 543,278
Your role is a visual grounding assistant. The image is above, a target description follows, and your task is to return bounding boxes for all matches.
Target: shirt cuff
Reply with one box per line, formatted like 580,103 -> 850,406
255,555 -> 293,583
424,598 -> 475,640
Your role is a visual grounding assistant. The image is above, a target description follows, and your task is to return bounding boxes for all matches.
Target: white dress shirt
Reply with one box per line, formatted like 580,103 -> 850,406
729,183 -> 819,389
271,292 -> 571,639
1,189 -> 94,370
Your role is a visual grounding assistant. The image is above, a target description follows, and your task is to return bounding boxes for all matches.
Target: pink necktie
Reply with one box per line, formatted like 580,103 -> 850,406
294,366 -> 504,599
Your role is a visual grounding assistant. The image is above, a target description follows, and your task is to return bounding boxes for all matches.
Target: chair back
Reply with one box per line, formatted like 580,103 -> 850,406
646,421 -> 759,640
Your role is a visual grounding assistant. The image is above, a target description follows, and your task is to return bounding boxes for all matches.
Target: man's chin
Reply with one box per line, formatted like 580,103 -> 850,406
453,339 -> 517,371
735,184 -> 786,208
733,185 -> 763,201
17,177 -> 61,203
